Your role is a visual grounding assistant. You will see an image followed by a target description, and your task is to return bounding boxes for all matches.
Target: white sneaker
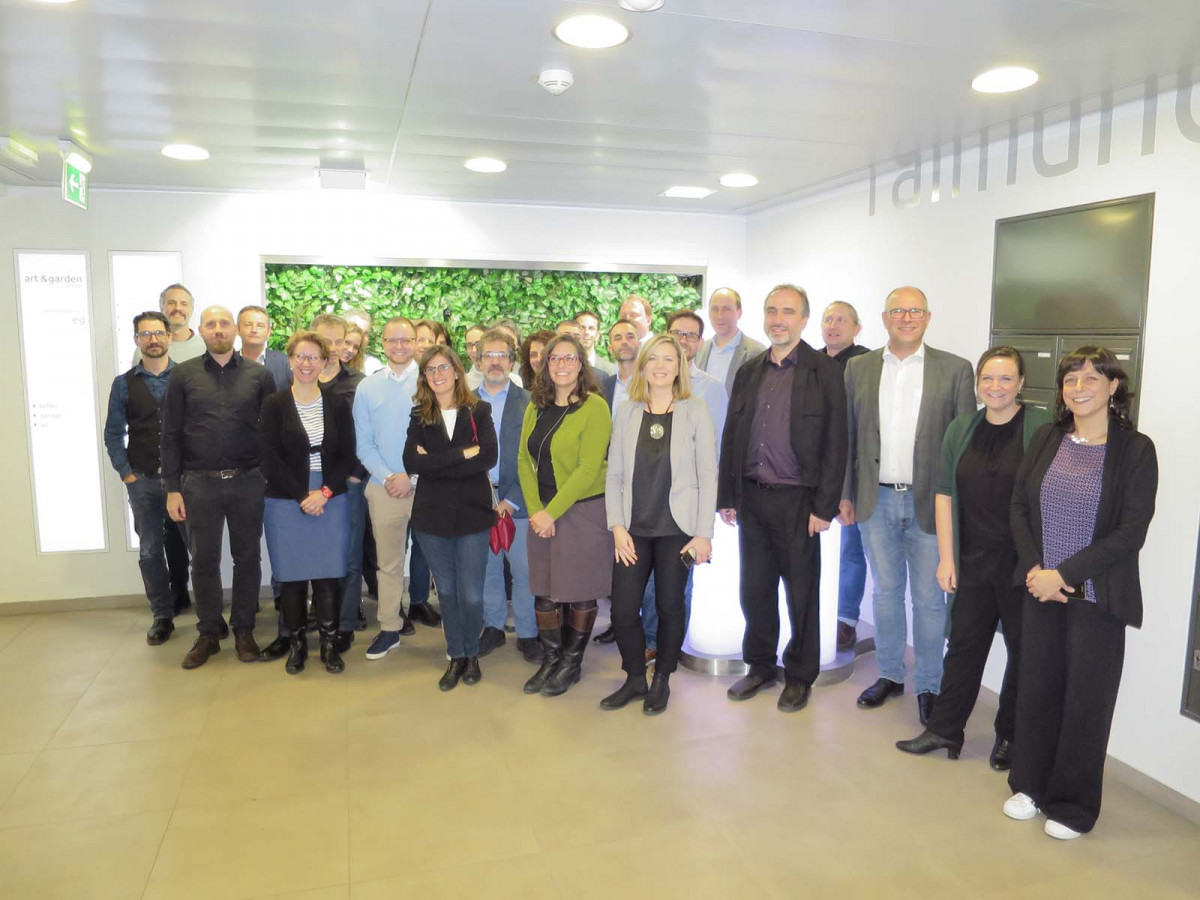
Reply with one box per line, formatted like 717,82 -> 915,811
1003,792 -> 1039,820
1044,819 -> 1082,840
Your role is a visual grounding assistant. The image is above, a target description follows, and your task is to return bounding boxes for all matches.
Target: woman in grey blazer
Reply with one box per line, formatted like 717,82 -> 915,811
601,334 -> 718,715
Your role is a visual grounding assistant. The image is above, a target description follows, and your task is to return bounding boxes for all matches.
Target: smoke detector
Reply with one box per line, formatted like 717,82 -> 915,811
538,69 -> 574,95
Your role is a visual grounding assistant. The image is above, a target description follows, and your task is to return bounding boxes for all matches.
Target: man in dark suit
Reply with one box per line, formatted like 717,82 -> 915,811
237,305 -> 292,388
475,329 -> 541,662
599,318 -> 639,416
717,284 -> 847,713
842,286 -> 975,724
695,287 -> 766,395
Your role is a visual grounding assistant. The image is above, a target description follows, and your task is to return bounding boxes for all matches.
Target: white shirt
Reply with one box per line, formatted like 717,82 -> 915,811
385,360 -> 416,383
441,407 -> 458,439
878,343 -> 926,485
703,330 -> 743,387
363,355 -> 384,375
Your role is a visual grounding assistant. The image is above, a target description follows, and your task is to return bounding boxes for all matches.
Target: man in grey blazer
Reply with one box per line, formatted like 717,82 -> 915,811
695,287 -> 766,395
842,286 -> 975,724
237,305 -> 292,388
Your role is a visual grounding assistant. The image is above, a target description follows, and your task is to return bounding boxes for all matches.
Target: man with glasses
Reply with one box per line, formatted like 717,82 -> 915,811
574,309 -> 615,375
237,305 -> 292,389
843,286 -> 974,724
696,287 -> 765,395
666,309 -> 728,447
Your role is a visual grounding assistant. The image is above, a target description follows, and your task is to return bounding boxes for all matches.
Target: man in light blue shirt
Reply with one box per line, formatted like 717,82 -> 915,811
667,309 -> 729,458
695,287 -> 766,395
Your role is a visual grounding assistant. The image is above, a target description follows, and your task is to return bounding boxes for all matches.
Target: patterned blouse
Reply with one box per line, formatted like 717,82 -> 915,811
1040,437 -> 1107,602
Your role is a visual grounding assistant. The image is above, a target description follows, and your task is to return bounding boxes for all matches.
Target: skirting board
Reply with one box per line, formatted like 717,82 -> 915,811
0,588 -> 275,616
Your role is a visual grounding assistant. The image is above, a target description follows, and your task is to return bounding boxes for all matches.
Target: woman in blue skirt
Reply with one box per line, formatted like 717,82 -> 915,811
261,330 -> 356,674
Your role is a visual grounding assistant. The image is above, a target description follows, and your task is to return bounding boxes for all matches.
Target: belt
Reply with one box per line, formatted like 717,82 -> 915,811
189,467 -> 259,480
745,479 -> 800,491
879,482 -> 911,492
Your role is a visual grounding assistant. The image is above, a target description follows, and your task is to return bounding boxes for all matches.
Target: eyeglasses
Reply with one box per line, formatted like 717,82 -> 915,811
383,337 -> 414,346
292,353 -> 322,364
136,330 -> 168,339
668,330 -> 701,343
465,341 -> 481,351
482,351 -> 511,361
886,307 -> 929,320
424,363 -> 453,376
547,354 -> 579,366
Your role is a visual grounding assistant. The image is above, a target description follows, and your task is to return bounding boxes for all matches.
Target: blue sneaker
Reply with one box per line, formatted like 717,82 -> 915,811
364,631 -> 401,660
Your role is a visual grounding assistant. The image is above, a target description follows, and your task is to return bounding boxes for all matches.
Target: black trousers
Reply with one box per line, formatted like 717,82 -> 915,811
181,470 -> 265,639
925,570 -> 1023,746
611,532 -> 690,676
738,481 -> 820,686
163,511 -> 191,601
1008,594 -> 1125,834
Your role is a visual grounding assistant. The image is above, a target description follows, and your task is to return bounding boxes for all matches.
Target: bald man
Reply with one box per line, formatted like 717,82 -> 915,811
695,287 -> 766,395
161,305 -> 277,670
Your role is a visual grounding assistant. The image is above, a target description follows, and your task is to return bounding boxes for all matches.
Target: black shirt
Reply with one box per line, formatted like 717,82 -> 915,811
630,411 -> 682,537
825,343 -> 870,367
957,407 -> 1025,581
160,351 -> 276,491
743,342 -> 802,484
528,403 -> 578,507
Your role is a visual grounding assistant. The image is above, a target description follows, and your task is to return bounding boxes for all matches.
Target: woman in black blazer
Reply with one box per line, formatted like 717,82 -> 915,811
260,330 -> 357,675
402,346 -> 498,691
1004,347 -> 1157,839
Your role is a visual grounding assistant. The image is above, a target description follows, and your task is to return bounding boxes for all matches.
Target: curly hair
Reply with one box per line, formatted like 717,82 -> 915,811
412,345 -> 477,425
529,334 -> 602,409
1053,345 -> 1135,431
519,329 -> 556,390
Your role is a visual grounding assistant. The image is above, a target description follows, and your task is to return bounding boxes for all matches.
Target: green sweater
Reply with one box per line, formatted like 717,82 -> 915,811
517,393 -> 611,520
935,403 -> 1052,603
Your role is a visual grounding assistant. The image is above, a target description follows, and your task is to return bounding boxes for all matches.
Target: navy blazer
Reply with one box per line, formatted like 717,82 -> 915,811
485,384 -> 532,519
242,348 -> 293,389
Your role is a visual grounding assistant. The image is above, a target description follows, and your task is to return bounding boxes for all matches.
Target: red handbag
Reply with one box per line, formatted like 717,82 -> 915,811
469,409 -> 515,555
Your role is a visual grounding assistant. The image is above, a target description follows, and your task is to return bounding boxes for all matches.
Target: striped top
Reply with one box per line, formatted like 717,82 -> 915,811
1040,437 -> 1107,602
295,396 -> 324,471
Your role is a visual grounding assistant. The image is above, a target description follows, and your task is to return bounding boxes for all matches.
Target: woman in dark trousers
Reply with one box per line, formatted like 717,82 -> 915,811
260,331 -> 356,675
517,334 -> 613,697
1003,346 -> 1157,839
601,334 -> 717,715
402,346 -> 498,691
896,347 -> 1050,763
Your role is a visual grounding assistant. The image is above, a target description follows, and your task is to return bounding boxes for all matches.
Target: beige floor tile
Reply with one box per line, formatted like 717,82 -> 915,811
0,647 -> 113,698
143,790 -> 350,900
0,750 -> 38,805
250,885 -> 350,900
200,671 -> 349,742
351,855 -> 557,900
0,692 -> 82,753
179,731 -> 347,807
0,809 -> 170,900
48,677 -> 220,748
0,613 -> 34,651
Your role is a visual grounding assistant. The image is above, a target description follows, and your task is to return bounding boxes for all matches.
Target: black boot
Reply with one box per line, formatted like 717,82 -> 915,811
643,671 -> 671,716
313,578 -> 344,674
524,600 -> 562,695
439,658 -> 468,691
599,674 -> 648,710
285,632 -> 307,674
279,581 -> 309,674
895,729 -> 962,759
542,603 -> 597,697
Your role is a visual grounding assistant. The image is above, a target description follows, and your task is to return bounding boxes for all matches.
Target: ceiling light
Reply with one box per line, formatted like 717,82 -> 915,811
465,157 -> 506,173
57,140 -> 91,173
0,136 -> 39,166
553,15 -> 630,49
618,0 -> 665,10
719,173 -> 758,188
317,167 -> 367,190
662,186 -> 714,199
538,69 -> 574,95
971,66 -> 1039,94
162,143 -> 210,161
34,0 -> 78,4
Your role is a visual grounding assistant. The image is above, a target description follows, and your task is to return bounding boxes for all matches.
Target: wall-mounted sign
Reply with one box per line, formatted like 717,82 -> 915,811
62,159 -> 89,210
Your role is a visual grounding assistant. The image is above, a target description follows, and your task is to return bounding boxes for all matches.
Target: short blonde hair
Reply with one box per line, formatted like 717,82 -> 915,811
285,330 -> 330,360
627,334 -> 691,403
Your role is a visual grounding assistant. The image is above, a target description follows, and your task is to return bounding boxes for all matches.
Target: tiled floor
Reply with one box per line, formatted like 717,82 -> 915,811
0,604 -> 1197,899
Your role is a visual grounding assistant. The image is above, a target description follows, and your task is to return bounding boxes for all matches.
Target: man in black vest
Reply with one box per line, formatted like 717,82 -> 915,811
104,311 -> 184,645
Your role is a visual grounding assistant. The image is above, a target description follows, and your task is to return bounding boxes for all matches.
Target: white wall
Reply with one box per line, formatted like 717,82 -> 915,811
0,188 -> 745,605
745,90 -> 1200,802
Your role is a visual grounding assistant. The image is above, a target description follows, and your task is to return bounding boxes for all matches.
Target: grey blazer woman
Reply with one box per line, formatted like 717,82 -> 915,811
605,397 -> 718,539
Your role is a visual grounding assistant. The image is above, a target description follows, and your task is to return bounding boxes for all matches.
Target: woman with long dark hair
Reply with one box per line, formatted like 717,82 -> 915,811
402,345 -> 498,690
519,329 -> 556,391
517,333 -> 613,696
1003,346 -> 1157,839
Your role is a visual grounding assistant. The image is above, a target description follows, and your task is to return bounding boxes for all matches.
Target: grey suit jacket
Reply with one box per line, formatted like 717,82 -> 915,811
695,331 -> 767,394
842,345 -> 975,533
605,398 -> 718,539
490,383 -> 531,519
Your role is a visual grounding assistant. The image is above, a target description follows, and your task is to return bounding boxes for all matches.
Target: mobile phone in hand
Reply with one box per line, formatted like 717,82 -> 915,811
680,548 -> 697,568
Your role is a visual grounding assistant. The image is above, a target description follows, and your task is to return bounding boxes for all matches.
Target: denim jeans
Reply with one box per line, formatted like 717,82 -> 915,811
338,477 -> 368,632
483,518 -> 535,638
407,525 -> 431,608
837,522 -> 868,625
858,486 -> 946,694
126,474 -> 184,621
640,566 -> 693,651
414,529 -> 489,659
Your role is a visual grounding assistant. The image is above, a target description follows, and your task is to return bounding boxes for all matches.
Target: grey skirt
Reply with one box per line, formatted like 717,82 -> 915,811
527,495 -> 614,603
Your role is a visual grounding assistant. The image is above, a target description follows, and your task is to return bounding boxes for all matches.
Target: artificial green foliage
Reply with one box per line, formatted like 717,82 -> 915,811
263,264 -> 703,359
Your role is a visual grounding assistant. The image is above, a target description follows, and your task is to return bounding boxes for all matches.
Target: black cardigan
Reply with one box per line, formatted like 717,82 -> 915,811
260,389 -> 356,502
1010,423 -> 1158,628
402,401 -> 498,537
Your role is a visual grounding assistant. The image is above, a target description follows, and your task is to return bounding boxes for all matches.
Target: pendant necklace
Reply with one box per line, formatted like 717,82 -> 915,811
532,405 -> 571,474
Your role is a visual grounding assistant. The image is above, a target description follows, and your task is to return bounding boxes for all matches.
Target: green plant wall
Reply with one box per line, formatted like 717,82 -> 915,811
263,264 -> 703,359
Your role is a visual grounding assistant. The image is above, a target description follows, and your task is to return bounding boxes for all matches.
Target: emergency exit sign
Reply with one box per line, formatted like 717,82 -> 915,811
62,159 -> 88,209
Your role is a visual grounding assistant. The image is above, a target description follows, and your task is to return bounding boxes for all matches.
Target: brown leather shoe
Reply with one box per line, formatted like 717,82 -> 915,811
182,635 -> 220,670
234,631 -> 261,663
644,648 -> 657,666
837,622 -> 857,652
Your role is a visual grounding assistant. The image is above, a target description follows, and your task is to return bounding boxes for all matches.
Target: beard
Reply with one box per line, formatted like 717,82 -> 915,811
204,336 -> 235,354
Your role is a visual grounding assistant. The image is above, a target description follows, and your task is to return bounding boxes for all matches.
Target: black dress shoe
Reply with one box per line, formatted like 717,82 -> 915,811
643,672 -> 670,716
333,630 -> 354,654
896,729 -> 962,759
217,617 -> 230,640
516,637 -> 542,663
989,737 -> 1013,771
462,657 -> 482,685
234,631 -> 261,663
356,608 -> 368,631
439,658 -> 468,691
410,604 -> 442,627
173,592 -> 192,614
917,691 -> 937,726
399,616 -> 416,637
146,618 -> 174,646
258,636 -> 290,661
477,627 -> 506,657
182,635 -> 220,670
600,675 -> 649,710
593,625 -> 617,644
857,678 -> 904,708
777,682 -> 811,713
836,622 -> 856,653
727,672 -> 777,702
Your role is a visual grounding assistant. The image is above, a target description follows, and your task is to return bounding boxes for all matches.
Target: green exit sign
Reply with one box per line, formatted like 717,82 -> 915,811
62,160 -> 89,209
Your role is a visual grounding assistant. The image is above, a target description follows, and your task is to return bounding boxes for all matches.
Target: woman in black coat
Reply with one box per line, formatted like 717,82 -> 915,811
260,331 -> 356,675
1004,346 -> 1157,839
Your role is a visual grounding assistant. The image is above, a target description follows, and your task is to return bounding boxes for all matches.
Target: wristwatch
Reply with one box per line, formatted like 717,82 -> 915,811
320,486 -> 333,499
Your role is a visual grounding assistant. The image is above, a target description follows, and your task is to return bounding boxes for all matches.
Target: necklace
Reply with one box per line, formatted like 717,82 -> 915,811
531,405 -> 571,474
1068,431 -> 1106,445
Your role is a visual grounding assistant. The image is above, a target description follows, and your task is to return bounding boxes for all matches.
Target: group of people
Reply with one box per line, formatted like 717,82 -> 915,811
104,279 -> 1157,839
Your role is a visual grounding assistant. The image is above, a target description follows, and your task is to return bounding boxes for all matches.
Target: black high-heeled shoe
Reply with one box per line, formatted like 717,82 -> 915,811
989,737 -> 1013,771
895,729 -> 962,759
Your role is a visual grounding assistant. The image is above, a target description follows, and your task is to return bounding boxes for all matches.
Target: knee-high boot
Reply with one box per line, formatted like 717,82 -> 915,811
524,599 -> 563,695
542,602 -> 597,697
313,578 -> 344,674
279,582 -> 308,675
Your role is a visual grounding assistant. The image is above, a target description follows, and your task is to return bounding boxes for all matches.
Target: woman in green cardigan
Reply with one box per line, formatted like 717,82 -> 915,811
517,333 -> 614,697
896,346 -> 1050,765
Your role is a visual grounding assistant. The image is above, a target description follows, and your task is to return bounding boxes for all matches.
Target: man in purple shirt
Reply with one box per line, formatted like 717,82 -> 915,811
717,284 -> 848,713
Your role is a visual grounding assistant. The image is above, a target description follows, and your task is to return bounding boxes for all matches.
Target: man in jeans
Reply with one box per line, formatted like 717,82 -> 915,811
162,305 -> 276,669
104,311 -> 183,645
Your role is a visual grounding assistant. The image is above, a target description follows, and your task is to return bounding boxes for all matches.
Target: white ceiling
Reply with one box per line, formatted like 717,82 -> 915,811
1,0 -> 1198,212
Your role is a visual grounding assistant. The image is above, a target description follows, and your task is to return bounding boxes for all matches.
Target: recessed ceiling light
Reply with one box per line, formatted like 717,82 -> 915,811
618,0 -> 665,10
553,15 -> 630,49
1,136 -> 39,166
162,143 -> 210,161
34,0 -> 78,4
465,157 -> 506,173
720,173 -> 758,188
662,186 -> 715,199
971,66 -> 1039,94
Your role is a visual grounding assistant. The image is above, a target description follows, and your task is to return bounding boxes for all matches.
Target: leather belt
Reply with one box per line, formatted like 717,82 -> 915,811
190,467 -> 258,480
879,482 -> 911,492
746,479 -> 800,491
